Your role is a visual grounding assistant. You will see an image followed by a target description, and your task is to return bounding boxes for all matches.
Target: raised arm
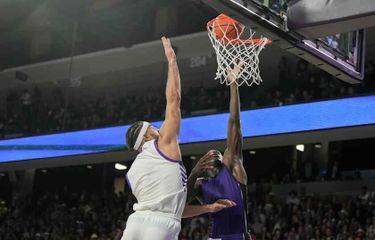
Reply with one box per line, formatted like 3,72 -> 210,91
226,83 -> 242,159
223,66 -> 247,185
158,37 -> 182,160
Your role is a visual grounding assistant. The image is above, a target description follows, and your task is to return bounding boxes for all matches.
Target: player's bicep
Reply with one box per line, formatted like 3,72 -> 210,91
159,102 -> 181,143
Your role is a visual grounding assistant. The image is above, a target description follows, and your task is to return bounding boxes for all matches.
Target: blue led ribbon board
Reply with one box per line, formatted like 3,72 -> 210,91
0,95 -> 374,163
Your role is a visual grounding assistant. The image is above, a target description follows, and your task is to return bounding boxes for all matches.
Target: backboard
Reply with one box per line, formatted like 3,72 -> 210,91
200,0 -> 366,83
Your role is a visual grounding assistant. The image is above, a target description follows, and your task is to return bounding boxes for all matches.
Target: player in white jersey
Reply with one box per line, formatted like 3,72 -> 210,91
121,37 -> 236,240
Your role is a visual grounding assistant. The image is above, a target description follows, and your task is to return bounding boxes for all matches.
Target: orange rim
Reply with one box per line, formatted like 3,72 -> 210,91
228,38 -> 272,45
207,29 -> 272,45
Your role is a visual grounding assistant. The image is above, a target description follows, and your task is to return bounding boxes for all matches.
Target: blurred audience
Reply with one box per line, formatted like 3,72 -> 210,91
0,59 -> 374,139
0,184 -> 374,240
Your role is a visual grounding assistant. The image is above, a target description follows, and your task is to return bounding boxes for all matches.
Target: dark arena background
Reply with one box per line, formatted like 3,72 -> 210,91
1,0 -> 375,239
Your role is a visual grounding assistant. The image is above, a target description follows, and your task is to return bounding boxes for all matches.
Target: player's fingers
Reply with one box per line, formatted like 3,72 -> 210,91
214,203 -> 232,211
200,161 -> 215,169
197,157 -> 209,165
161,37 -> 171,49
209,203 -> 226,212
200,153 -> 215,162
161,36 -> 167,46
208,149 -> 221,155
227,69 -> 238,80
206,151 -> 220,159
235,61 -> 245,73
201,156 -> 215,163
200,159 -> 210,164
217,199 -> 237,207
166,38 -> 172,49
237,60 -> 245,68
226,66 -> 233,72
199,151 -> 220,165
216,203 -> 227,209
206,150 -> 216,156
201,153 -> 211,160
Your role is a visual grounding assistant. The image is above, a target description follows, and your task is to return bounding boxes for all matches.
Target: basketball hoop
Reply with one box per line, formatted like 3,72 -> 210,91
207,14 -> 272,86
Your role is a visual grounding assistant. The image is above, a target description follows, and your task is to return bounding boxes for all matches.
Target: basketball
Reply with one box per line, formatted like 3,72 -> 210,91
208,14 -> 244,41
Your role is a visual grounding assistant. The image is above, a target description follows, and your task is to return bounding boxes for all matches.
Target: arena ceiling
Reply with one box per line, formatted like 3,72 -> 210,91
0,0 -> 374,91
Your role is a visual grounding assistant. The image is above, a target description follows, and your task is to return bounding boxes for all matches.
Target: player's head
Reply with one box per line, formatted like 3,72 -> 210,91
205,149 -> 223,178
126,121 -> 160,152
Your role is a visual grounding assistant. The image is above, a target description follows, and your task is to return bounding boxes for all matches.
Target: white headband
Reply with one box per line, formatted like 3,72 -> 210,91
133,122 -> 150,151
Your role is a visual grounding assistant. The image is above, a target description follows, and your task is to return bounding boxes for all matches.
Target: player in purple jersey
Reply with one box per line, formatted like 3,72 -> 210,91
187,65 -> 251,240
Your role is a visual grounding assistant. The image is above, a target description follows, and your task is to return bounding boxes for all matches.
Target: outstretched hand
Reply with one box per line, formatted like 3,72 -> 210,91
161,36 -> 176,63
191,150 -> 221,177
208,199 -> 237,213
226,61 -> 244,84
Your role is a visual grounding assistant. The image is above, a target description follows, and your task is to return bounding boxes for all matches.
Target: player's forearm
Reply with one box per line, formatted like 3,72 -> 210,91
186,172 -> 199,203
227,84 -> 242,150
182,204 -> 211,218
229,84 -> 240,125
165,60 -> 181,105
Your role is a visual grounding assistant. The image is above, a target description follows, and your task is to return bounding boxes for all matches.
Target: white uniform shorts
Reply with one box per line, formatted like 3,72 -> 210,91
121,210 -> 181,240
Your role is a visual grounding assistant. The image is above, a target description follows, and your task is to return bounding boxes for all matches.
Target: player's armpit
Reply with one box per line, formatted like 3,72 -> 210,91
156,138 -> 181,161
223,150 -> 247,185
231,161 -> 248,186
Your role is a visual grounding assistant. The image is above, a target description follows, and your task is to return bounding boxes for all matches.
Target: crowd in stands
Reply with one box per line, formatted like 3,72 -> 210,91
0,59 -> 374,139
1,181 -> 374,240
0,189 -> 129,240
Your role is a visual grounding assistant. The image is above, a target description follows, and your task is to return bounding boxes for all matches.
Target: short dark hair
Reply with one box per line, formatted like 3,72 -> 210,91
126,121 -> 144,151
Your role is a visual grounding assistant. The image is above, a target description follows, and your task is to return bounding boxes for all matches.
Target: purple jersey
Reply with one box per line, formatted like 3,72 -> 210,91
202,166 -> 247,239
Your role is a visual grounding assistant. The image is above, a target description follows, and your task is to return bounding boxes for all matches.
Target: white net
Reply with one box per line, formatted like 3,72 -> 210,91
207,17 -> 270,86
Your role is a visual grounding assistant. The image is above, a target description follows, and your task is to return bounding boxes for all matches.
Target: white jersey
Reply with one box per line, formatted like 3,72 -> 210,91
126,139 -> 187,219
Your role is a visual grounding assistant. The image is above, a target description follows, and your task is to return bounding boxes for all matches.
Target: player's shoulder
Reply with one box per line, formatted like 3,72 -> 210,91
155,137 -> 182,161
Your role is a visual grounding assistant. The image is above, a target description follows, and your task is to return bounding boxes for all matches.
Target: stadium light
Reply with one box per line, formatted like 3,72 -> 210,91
296,144 -> 305,152
189,156 -> 197,160
115,163 -> 127,170
249,150 -> 256,155
87,165 -> 93,169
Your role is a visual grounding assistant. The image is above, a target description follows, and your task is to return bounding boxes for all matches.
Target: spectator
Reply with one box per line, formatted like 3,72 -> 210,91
287,190 -> 300,206
358,186 -> 370,206
0,59 -> 374,139
2,184 -> 375,239
330,161 -> 341,180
